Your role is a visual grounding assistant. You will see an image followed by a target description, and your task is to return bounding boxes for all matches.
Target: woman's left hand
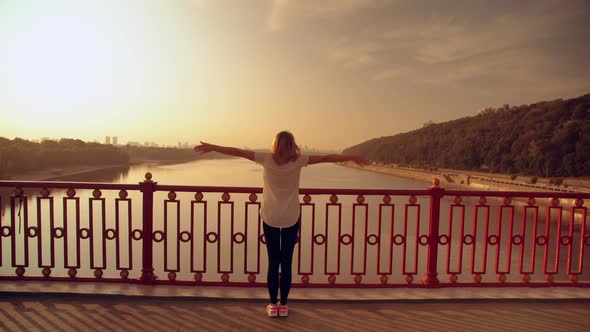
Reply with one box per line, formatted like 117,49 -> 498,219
193,141 -> 216,154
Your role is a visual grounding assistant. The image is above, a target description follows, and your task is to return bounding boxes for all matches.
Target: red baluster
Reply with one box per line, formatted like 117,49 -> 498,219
139,172 -> 157,284
422,179 -> 444,287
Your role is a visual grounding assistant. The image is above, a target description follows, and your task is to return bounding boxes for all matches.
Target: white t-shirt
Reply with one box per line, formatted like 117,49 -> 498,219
255,152 -> 309,228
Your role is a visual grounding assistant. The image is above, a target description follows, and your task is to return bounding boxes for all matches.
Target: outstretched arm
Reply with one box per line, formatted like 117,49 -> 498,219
308,154 -> 369,166
193,142 -> 255,162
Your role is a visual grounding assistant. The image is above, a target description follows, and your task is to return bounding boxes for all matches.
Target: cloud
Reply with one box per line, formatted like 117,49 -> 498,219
266,0 -> 379,31
327,0 -> 590,88
372,67 -> 408,81
329,39 -> 385,67
187,0 -> 207,7
296,0 -> 379,17
267,0 -> 288,31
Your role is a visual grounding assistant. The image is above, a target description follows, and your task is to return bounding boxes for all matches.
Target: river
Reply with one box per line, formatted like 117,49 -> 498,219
1,158 -> 587,284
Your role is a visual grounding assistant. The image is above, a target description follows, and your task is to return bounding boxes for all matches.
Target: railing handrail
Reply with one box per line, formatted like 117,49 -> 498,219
0,180 -> 141,190
3,180 -> 590,199
445,189 -> 590,199
0,180 -> 431,196
156,185 -> 432,196
1,175 -> 588,288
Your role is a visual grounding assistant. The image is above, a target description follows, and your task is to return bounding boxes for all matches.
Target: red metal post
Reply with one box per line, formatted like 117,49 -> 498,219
139,172 -> 157,284
422,179 -> 444,287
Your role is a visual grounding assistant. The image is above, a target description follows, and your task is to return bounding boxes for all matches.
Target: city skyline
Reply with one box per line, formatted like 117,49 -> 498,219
1,0 -> 589,150
8,135 -> 339,152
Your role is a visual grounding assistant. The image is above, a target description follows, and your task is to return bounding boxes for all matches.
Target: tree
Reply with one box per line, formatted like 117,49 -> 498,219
343,93 -> 590,176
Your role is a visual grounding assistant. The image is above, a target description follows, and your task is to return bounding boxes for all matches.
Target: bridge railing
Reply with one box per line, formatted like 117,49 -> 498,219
0,174 -> 588,287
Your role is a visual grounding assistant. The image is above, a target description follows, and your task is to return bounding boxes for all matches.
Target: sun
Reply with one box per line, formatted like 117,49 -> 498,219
0,10 -> 128,129
0,0 -> 213,142
0,0 -> 171,137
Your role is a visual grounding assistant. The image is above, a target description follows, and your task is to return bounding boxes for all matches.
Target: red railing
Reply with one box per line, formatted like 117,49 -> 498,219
0,174 -> 588,288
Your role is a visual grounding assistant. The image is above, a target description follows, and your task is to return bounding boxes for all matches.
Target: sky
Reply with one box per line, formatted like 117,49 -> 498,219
0,0 -> 589,150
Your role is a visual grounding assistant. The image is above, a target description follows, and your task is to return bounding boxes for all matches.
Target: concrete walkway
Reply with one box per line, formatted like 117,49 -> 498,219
1,282 -> 590,331
0,292 -> 589,331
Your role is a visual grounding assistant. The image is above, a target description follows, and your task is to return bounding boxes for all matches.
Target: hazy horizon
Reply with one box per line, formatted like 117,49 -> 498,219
1,0 -> 589,150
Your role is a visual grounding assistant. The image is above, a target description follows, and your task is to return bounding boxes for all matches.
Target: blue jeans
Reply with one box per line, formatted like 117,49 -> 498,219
263,220 -> 299,305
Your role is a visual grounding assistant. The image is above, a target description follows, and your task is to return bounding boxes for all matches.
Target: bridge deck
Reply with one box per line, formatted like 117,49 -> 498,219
1,282 -> 590,331
0,292 -> 589,331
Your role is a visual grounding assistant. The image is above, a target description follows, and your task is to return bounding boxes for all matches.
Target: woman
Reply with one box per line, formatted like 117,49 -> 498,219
194,131 -> 369,318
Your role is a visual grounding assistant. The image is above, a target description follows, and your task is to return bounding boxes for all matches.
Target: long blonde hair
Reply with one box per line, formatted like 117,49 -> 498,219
271,131 -> 300,165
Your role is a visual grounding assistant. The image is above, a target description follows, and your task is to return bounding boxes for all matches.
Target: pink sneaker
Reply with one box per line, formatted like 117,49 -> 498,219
266,304 -> 278,318
278,304 -> 288,317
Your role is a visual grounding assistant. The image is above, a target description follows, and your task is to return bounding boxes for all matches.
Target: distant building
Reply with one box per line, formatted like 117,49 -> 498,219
105,136 -> 111,145
113,136 -> 118,145
143,141 -> 160,147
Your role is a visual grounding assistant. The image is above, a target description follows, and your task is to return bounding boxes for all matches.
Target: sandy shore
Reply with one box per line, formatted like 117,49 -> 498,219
343,163 -> 458,188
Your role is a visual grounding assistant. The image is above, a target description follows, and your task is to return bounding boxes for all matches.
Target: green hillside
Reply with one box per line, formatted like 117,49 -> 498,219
343,94 -> 590,177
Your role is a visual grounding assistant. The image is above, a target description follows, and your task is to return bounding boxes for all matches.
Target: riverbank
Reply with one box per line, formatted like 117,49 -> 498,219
342,163 -> 461,188
342,163 -> 433,186
0,164 -> 131,181
0,155 -> 220,182
342,162 -> 589,226
343,163 -> 590,193
0,158 -> 194,181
